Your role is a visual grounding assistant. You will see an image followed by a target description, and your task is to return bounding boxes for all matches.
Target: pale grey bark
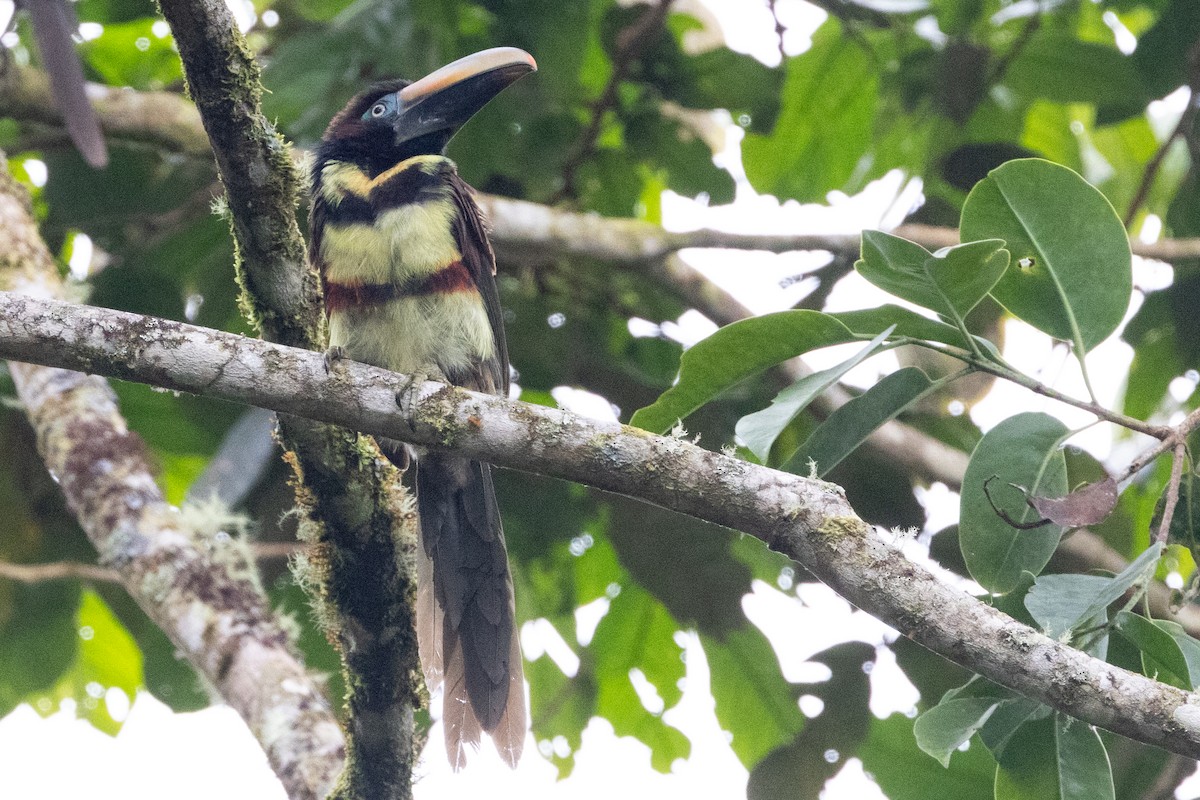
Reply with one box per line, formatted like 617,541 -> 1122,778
0,169 -> 344,800
3,289 -> 1200,760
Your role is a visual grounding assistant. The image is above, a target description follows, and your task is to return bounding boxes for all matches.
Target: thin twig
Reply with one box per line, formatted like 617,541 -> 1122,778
1124,105 -> 1196,228
989,12 -> 1041,87
550,0 -> 674,203
1156,443 -> 1188,543
0,542 -> 308,585
904,339 -> 1168,438
767,0 -> 787,63
1121,406 -> 1200,482
0,559 -> 119,583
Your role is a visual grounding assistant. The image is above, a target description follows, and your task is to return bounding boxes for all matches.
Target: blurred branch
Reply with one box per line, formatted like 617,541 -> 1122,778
1139,752 -> 1198,800
4,291 -> 1200,760
988,12 -> 1041,88
153,0 -> 422,796
5,67 -> 1200,264
551,0 -> 675,203
0,61 -> 211,157
481,196 -> 1200,264
0,559 -> 119,584
1125,99 -> 1197,228
1125,40 -> 1200,228
0,161 -> 344,800
0,542 -> 303,584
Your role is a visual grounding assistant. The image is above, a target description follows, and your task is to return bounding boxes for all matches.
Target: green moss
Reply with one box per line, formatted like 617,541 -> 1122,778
818,514 -> 869,540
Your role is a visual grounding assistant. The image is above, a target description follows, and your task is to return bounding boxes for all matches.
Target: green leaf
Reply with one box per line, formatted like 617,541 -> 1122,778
1024,575 -> 1112,640
704,628 -> 804,767
742,20 -> 878,202
591,584 -> 688,771
746,642 -> 874,800
52,590 -> 145,734
1053,714 -> 1115,800
830,305 -> 977,349
1132,0 -> 1200,99
960,159 -> 1132,352
977,698 -> 1048,761
1025,542 -> 1163,639
1113,611 -> 1191,689
0,582 -> 79,716
860,714 -> 996,800
856,231 -> 1009,322
992,713 -> 1115,800
735,327 -> 894,461
1003,35 -> 1148,108
629,311 -> 854,434
527,655 -> 594,777
914,698 -> 999,767
787,367 -> 936,477
995,716 -> 1059,800
1148,618 -> 1200,687
959,413 -> 1069,593
80,18 -> 183,91
1021,102 -> 1083,175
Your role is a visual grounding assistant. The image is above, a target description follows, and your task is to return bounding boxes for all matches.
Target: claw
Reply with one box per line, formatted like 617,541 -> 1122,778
396,371 -> 430,433
323,345 -> 346,373
396,369 -> 449,433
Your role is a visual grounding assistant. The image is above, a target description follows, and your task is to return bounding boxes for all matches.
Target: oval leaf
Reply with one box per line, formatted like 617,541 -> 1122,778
914,698 -> 998,768
630,311 -> 854,434
960,412 -> 1069,593
1054,714 -> 1115,800
787,367 -> 936,477
961,159 -> 1132,352
1025,542 -> 1163,640
856,231 -> 1009,321
1113,611 -> 1192,689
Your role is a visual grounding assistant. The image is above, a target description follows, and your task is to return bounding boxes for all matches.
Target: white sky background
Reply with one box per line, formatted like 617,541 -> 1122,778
2,0 -> 1196,797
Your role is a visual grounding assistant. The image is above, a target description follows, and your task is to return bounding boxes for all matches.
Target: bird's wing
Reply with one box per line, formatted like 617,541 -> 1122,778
448,172 -> 509,395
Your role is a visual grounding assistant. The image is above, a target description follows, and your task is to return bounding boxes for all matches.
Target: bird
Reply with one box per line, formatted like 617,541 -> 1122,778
307,48 -> 536,769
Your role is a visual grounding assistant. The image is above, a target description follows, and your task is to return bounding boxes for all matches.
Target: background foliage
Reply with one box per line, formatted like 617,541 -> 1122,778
2,0 -> 1199,797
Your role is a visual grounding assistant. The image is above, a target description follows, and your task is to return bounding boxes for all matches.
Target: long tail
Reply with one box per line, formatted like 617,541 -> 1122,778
414,452 -> 525,768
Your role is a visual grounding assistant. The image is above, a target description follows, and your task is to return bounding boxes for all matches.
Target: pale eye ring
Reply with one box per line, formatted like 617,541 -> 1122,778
370,102 -> 387,118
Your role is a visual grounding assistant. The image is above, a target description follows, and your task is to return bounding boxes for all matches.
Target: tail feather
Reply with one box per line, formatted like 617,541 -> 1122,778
417,453 -> 525,767
416,541 -> 443,690
441,633 -> 484,770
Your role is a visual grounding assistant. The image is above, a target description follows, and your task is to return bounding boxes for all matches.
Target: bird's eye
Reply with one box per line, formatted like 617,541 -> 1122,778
370,102 -> 387,118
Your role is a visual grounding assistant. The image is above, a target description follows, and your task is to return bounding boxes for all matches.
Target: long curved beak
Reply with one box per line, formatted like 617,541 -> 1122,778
391,47 -> 537,147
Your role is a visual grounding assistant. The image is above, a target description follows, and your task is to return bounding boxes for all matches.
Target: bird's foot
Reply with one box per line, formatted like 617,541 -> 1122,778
323,345 -> 346,373
396,370 -> 432,433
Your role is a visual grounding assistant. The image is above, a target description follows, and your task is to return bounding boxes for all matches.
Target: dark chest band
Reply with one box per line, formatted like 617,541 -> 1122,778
324,260 -> 474,313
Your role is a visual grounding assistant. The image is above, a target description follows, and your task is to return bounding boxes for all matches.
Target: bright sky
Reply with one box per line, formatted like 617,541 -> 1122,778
3,0 -> 1196,798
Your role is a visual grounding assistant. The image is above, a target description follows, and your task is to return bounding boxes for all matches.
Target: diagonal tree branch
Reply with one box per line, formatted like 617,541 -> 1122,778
3,63 -> 1195,647
0,161 -> 343,800
3,290 -> 1200,759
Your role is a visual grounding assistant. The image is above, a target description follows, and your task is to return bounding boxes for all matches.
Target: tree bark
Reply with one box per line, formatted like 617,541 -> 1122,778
3,289 -> 1200,761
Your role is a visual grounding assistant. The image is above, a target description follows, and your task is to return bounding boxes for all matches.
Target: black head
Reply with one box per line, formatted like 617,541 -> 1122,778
319,48 -> 537,176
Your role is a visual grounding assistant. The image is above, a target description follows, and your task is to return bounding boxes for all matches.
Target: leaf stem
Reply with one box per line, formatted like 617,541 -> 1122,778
890,337 -> 1164,437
